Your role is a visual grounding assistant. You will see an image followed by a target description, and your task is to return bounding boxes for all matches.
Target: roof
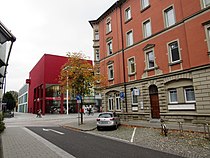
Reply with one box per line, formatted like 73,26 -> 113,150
0,21 -> 16,44
89,0 -> 126,28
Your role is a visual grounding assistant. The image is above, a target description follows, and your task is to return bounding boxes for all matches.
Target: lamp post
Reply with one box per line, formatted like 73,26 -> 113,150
66,70 -> 69,115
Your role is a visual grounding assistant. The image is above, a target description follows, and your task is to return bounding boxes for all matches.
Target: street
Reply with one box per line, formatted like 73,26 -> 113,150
27,126 -> 181,158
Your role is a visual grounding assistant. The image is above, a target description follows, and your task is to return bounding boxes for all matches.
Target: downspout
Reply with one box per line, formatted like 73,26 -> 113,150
119,3 -> 128,112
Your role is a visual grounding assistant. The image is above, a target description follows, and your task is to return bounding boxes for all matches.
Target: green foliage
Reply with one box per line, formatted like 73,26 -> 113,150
2,92 -> 16,111
0,113 -> 5,133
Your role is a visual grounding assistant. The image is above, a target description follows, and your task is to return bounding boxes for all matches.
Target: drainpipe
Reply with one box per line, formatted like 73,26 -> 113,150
119,2 -> 128,113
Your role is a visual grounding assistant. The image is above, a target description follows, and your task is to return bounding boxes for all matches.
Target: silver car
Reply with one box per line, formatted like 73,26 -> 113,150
96,112 -> 120,130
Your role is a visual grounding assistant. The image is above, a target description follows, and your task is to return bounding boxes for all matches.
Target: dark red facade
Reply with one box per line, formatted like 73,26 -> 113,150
27,54 -> 68,114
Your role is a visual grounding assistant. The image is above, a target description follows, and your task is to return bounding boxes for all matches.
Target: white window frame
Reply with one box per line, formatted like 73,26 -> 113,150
128,57 -> 136,75
164,6 -> 176,28
108,64 -> 114,80
95,49 -> 100,61
141,0 -> 149,10
143,19 -> 152,38
132,91 -> 138,105
108,96 -> 114,111
168,89 -> 178,103
146,50 -> 155,69
94,31 -> 99,40
204,24 -> 210,52
106,17 -> 112,33
107,40 -> 113,55
126,30 -> 133,47
184,87 -> 196,103
125,7 -> 131,21
203,0 -> 210,8
115,94 -> 121,110
168,40 -> 181,63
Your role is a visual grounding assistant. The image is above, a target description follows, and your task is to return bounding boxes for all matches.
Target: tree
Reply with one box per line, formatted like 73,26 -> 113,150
59,52 -> 106,124
8,91 -> 18,111
2,92 -> 16,111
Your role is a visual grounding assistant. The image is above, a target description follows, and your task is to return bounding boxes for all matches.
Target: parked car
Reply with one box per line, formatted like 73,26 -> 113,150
96,112 -> 120,130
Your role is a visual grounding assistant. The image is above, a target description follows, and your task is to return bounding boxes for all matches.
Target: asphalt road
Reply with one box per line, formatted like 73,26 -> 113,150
27,126 -> 182,158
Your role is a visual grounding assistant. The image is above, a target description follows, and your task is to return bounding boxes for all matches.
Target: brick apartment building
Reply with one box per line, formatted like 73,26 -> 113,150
89,0 -> 210,123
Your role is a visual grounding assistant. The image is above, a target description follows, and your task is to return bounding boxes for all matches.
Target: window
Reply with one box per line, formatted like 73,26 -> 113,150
184,87 -> 195,103
115,94 -> 121,110
164,6 -> 176,27
126,30 -> 133,47
205,25 -> 210,52
169,89 -> 177,103
132,90 -> 138,105
203,0 -> 210,8
128,57 -> 135,74
168,41 -> 180,63
143,20 -> 152,38
141,0 -> 149,9
108,65 -> 114,80
106,18 -> 112,33
125,7 -> 131,21
95,49 -> 100,61
94,31 -> 99,40
147,50 -> 154,68
107,40 -> 113,55
108,96 -> 114,110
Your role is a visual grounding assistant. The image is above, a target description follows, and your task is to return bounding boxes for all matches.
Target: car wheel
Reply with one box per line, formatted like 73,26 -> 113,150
97,126 -> 101,131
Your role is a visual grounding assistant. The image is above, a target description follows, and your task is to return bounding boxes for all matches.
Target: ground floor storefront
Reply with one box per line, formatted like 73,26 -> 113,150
101,64 -> 210,124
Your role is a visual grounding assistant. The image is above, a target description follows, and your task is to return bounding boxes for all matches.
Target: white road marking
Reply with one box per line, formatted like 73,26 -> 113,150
130,127 -> 136,143
43,128 -> 64,135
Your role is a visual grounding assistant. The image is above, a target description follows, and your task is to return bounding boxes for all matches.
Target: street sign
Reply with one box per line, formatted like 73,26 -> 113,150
120,92 -> 125,99
76,95 -> 82,100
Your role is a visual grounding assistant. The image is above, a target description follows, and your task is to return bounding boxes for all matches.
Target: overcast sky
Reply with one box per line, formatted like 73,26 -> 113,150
0,0 -> 116,92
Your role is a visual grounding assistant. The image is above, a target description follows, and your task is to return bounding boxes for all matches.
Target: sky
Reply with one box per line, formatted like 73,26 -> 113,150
0,0 -> 116,92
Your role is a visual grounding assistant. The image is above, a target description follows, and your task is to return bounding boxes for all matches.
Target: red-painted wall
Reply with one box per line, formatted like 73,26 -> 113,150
28,54 -> 68,113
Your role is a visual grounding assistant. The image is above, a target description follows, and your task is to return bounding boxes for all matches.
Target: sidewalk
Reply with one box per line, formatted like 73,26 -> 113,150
1,116 -> 209,158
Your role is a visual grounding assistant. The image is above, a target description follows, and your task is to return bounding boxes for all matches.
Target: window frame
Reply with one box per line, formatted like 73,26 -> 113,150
125,7 -> 132,22
143,19 -> 152,38
94,30 -> 99,41
115,94 -> 121,111
131,90 -> 138,105
204,24 -> 210,52
108,96 -> 114,111
202,0 -> 210,8
168,40 -> 181,64
168,89 -> 178,104
126,30 -> 134,47
95,49 -> 100,61
108,64 -> 114,80
107,40 -> 113,55
164,6 -> 176,28
128,57 -> 136,75
184,87 -> 196,103
106,17 -> 112,34
146,50 -> 155,69
141,0 -> 150,10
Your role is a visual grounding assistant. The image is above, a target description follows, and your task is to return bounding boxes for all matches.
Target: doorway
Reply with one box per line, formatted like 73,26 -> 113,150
149,85 -> 160,119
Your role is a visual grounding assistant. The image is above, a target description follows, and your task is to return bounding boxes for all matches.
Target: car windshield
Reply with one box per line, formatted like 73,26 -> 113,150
99,113 -> 113,118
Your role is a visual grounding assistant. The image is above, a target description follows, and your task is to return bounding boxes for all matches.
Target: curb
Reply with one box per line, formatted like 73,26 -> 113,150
61,125 -> 97,132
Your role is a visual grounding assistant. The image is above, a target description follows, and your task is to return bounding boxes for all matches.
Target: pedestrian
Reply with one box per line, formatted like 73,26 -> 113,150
37,109 -> 42,118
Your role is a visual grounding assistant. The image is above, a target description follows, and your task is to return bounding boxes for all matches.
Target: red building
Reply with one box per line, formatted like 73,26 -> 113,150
90,0 -> 210,123
27,54 -> 68,114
